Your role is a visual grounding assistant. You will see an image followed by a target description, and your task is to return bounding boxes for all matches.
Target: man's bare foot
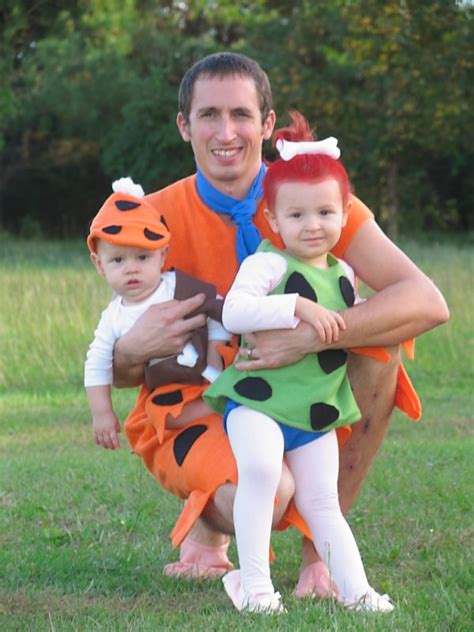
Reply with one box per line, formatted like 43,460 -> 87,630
163,535 -> 234,579
294,560 -> 339,599
294,537 -> 339,599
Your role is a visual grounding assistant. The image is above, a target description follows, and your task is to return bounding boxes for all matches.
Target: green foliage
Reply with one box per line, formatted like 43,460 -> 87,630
249,0 -> 473,235
0,0 -> 472,236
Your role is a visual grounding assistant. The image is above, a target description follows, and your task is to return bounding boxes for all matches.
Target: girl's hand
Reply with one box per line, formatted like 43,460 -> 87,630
295,297 -> 346,343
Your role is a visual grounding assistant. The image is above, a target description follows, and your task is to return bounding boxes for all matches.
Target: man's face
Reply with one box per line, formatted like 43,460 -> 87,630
177,75 -> 275,199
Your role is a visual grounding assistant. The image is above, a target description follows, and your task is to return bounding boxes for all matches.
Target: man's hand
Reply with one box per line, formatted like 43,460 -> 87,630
295,296 -> 346,344
93,410 -> 121,450
113,293 -> 207,387
236,322 -> 322,371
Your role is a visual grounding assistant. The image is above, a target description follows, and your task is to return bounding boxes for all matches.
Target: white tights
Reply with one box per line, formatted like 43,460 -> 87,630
227,405 -> 370,603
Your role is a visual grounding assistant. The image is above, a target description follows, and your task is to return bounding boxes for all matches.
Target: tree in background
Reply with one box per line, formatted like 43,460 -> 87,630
250,0 -> 473,236
0,0 -> 472,237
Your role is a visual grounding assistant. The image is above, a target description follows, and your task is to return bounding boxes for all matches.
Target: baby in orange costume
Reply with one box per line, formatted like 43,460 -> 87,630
85,178 -> 231,455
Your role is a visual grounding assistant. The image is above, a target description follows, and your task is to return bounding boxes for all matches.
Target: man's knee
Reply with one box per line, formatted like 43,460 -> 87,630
346,346 -> 400,438
200,463 -> 295,533
347,345 -> 400,413
200,483 -> 236,535
339,346 -> 401,513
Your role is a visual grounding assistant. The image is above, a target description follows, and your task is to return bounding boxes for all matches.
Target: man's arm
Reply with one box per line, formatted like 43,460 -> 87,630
113,294 -> 207,388
339,219 -> 449,344
237,220 -> 449,370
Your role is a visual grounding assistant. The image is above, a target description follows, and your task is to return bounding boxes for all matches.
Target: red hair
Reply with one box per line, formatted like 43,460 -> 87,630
263,110 -> 352,210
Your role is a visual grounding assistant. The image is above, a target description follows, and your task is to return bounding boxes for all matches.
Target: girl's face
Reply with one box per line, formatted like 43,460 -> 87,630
264,178 -> 349,267
91,241 -> 168,304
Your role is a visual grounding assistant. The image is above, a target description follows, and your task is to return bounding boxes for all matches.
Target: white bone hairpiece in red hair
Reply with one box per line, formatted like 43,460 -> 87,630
276,137 -> 341,161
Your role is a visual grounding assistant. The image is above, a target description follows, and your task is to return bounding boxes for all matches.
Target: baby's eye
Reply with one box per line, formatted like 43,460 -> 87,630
113,257 -> 122,263
320,208 -> 332,216
138,254 -> 147,261
291,212 -> 302,219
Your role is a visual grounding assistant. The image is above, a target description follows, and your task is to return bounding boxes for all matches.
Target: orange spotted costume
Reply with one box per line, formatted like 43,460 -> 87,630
124,175 -> 421,548
87,180 -> 231,491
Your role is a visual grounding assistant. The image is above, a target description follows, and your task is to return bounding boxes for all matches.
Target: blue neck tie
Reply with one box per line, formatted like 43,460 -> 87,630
196,165 -> 266,264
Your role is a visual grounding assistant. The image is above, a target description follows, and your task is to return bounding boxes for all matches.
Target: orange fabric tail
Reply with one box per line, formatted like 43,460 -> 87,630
402,338 -> 416,360
395,362 -> 422,421
170,490 -> 213,548
350,346 -> 391,362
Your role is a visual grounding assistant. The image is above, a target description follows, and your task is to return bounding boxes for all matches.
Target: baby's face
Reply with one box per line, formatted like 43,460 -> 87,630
92,241 -> 167,304
265,178 -> 347,267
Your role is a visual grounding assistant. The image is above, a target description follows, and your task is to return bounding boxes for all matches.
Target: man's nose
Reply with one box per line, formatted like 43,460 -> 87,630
216,115 -> 236,142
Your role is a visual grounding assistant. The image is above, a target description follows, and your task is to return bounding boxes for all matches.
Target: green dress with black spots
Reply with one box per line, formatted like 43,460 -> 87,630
204,240 -> 361,433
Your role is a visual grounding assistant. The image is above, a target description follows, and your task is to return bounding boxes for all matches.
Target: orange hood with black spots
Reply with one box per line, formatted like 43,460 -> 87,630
87,179 -> 170,253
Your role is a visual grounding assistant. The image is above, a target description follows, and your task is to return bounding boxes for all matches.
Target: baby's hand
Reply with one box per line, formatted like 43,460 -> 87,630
92,411 -> 121,450
296,297 -> 346,344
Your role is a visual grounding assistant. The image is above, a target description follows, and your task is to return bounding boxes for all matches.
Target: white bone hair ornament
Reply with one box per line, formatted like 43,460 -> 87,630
276,137 -> 341,161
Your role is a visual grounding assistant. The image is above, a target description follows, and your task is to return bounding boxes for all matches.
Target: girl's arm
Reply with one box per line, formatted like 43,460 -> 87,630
295,297 -> 346,344
222,252 -> 299,334
236,220 -> 449,371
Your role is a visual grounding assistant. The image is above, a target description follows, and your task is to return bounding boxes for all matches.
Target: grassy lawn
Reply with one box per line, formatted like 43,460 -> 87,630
0,235 -> 472,631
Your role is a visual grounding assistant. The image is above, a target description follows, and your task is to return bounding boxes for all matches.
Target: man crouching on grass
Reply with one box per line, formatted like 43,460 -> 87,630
111,52 -> 449,600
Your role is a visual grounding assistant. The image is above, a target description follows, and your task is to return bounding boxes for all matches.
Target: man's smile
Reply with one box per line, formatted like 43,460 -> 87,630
211,148 -> 241,158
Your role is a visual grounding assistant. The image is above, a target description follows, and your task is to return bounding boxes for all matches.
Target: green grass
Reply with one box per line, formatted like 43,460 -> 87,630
1,235 -> 473,631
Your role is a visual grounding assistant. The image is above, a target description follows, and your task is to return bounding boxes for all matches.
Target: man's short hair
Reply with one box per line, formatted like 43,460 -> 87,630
178,52 -> 273,123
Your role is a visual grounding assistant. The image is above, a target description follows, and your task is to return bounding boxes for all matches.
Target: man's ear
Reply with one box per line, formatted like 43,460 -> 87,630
176,112 -> 191,142
342,199 -> 352,227
263,208 -> 279,234
90,252 -> 105,277
262,110 -> 276,141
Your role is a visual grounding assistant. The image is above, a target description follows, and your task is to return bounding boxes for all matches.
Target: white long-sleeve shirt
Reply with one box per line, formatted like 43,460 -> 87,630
222,251 -> 357,334
84,271 -> 230,387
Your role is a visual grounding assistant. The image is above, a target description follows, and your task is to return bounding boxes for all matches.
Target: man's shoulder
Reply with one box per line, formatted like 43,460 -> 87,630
145,174 -> 197,208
